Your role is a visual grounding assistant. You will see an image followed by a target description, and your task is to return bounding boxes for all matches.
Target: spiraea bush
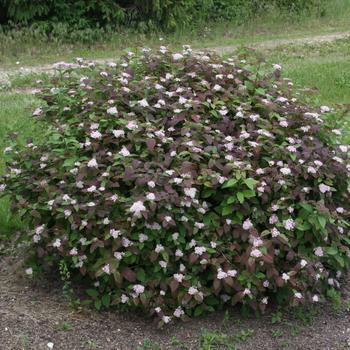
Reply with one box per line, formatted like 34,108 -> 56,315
1,47 -> 350,325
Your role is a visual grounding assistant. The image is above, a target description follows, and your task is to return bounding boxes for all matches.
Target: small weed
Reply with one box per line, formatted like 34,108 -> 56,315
271,329 -> 283,338
234,318 -> 243,326
234,329 -> 254,342
59,322 -> 74,331
137,338 -> 160,350
86,339 -> 97,348
292,306 -> 318,325
271,311 -> 283,324
59,260 -> 80,309
327,288 -> 342,311
22,335 -> 30,349
220,310 -> 232,331
290,324 -> 301,336
277,339 -> 289,348
200,329 -> 237,350
170,336 -> 190,349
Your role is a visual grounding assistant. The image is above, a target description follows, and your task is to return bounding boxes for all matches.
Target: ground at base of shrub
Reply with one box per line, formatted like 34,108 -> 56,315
1,254 -> 350,350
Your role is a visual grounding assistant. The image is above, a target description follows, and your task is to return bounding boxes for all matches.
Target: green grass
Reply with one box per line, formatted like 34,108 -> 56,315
285,57 -> 350,105
260,38 -> 350,141
0,92 -> 41,238
0,71 -> 52,91
259,38 -> 350,106
0,93 -> 41,166
0,0 -> 350,68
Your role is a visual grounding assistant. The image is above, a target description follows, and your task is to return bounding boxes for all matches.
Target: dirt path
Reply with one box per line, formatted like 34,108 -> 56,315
1,254 -> 350,350
211,31 -> 350,55
1,31 -> 350,86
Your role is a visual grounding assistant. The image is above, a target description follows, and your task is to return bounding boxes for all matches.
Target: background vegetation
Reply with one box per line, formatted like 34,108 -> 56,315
1,0 -> 327,31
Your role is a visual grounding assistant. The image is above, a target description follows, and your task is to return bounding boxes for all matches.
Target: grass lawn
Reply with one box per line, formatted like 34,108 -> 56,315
261,39 -> 350,141
260,38 -> 350,106
0,93 -> 41,237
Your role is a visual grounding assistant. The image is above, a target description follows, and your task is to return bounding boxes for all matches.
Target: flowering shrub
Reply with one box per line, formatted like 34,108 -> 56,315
1,46 -> 350,325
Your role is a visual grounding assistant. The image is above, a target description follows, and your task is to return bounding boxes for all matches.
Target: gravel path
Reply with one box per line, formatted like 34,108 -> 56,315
1,31 -> 350,86
1,254 -> 350,350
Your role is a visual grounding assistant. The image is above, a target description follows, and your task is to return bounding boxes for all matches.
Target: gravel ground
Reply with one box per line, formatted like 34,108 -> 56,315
1,253 -> 350,350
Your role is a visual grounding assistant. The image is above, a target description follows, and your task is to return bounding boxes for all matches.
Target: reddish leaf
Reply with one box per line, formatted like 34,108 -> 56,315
181,293 -> 192,305
223,276 -> 234,288
231,292 -> 244,305
189,253 -> 198,264
276,276 -> 284,287
213,278 -> 221,294
262,254 -> 274,264
169,279 -> 179,293
146,139 -> 156,151
149,251 -> 158,262
122,268 -> 136,282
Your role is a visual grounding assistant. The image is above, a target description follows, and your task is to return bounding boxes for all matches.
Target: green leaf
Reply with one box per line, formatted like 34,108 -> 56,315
193,305 -> 204,317
317,216 -> 327,229
94,299 -> 102,310
325,246 -> 338,256
205,295 -> 220,306
86,289 -> 98,298
255,87 -> 265,95
300,203 -> 313,212
136,268 -> 146,282
260,246 -> 267,254
227,196 -> 236,204
290,153 -> 297,161
237,192 -> 244,204
63,158 -> 76,168
203,215 -> 211,226
222,206 -> 232,216
255,272 -> 265,279
234,211 -> 243,221
203,189 -> 215,198
244,178 -> 257,190
261,230 -> 270,237
222,179 -> 238,188
242,189 -> 255,198
123,251 -> 133,258
335,255 -> 345,267
179,225 -> 186,236
244,80 -> 255,91
102,294 -> 110,307
296,221 -> 312,231
206,248 -> 216,254
341,236 -> 350,245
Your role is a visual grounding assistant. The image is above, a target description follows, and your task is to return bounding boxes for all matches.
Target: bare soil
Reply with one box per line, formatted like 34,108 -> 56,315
1,252 -> 350,350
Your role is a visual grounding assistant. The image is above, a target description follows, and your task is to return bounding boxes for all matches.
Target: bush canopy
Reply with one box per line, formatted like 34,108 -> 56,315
1,47 -> 349,325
